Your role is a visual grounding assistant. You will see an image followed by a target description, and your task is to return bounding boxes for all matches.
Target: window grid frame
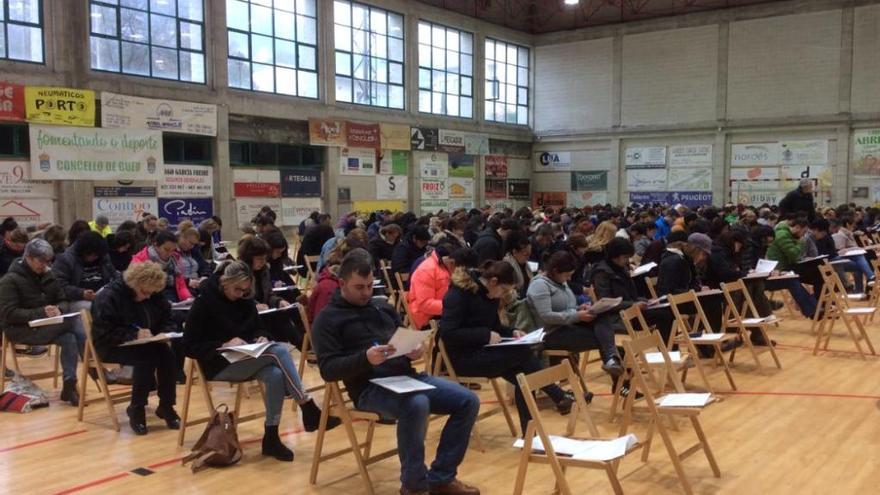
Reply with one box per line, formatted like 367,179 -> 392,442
226,0 -> 319,99
0,0 -> 45,64
416,19 -> 473,119
333,0 -> 405,110
484,37 -> 530,126
88,0 -> 207,84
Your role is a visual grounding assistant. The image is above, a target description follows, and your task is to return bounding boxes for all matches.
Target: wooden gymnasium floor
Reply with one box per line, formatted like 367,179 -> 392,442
3,312 -> 880,495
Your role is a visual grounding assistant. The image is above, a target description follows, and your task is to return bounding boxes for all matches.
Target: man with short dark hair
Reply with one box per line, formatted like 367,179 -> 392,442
529,223 -> 561,264
473,218 -> 519,263
313,249 -> 481,495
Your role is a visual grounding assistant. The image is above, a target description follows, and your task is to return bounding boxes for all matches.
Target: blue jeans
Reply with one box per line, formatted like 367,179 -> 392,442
832,255 -> 874,292
766,278 -> 817,318
6,318 -> 85,382
213,344 -> 308,426
356,373 -> 480,491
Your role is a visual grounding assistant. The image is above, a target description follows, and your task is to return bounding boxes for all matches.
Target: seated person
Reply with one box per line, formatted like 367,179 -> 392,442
501,230 -> 532,299
108,230 -> 135,272
0,228 -> 27,275
368,223 -> 402,269
52,231 -> 118,312
391,226 -> 431,287
296,221 -> 334,277
183,260 -> 338,462
317,228 -> 367,273
562,234 -> 590,301
832,215 -> 875,291
527,251 -> 622,377
764,218 -> 818,318
0,239 -> 85,405
312,249 -> 481,495
263,229 -> 298,295
656,234 -> 707,296
238,236 -> 303,348
90,262 -> 180,435
408,244 -> 474,330
131,231 -> 193,304
176,227 -> 211,292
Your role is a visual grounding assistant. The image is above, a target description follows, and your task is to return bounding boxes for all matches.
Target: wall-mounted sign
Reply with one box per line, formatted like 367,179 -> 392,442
308,118 -> 347,146
0,161 -> 54,197
668,144 -> 712,168
625,147 -> 666,169
570,171 -> 607,191
376,175 -> 408,200
346,122 -> 381,149
233,168 -> 281,197
280,169 -> 321,197
485,155 -> 508,178
160,164 -> 213,198
411,127 -> 439,151
534,151 -> 571,171
25,87 -> 95,126
0,82 -> 25,122
101,91 -> 217,136
158,197 -> 213,228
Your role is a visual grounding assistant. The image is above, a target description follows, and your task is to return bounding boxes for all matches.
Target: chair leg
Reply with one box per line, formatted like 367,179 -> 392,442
76,344 -> 90,423
178,360 -> 196,446
654,416 -> 694,495
0,335 -> 8,393
53,346 -> 60,389
512,422 -> 534,495
309,387 -> 333,485
336,388 -> 376,495
604,463 -> 625,495
490,378 -> 518,437
690,415 -> 721,477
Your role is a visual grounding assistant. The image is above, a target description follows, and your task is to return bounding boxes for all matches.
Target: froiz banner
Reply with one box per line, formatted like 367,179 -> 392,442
158,198 -> 213,228
29,125 -> 163,181
101,91 -> 218,136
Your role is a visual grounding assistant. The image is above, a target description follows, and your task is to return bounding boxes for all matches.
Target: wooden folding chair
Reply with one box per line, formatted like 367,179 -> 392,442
309,381 -> 398,495
395,271 -> 410,317
720,280 -> 782,371
645,277 -> 659,299
77,310 -> 131,431
435,337 -> 519,447
1,333 -> 61,393
512,359 -> 641,495
812,262 -> 876,358
869,258 -> 880,322
668,291 -> 738,392
619,333 -> 721,495
610,305 -> 703,420
378,260 -> 397,307
177,357 -> 266,446
303,254 -> 319,289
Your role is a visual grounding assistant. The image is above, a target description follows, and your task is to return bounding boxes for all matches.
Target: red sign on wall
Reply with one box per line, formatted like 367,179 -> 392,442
0,82 -> 26,121
233,182 -> 281,198
485,155 -> 508,179
347,122 -> 381,149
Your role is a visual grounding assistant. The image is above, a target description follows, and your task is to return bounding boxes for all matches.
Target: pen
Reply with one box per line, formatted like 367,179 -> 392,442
373,341 -> 389,358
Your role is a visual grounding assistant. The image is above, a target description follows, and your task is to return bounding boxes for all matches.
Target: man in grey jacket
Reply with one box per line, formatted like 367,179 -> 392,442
52,231 -> 118,311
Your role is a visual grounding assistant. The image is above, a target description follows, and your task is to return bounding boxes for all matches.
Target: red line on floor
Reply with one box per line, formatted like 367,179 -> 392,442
0,429 -> 88,453
52,472 -> 130,495
719,390 -> 880,400
146,457 -> 185,469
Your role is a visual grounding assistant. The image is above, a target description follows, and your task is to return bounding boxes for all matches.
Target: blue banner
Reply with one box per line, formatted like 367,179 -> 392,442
281,169 -> 322,197
158,198 -> 213,228
629,191 -> 713,207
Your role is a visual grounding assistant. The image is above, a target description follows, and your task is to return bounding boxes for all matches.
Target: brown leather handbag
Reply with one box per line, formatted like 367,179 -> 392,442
182,404 -> 243,472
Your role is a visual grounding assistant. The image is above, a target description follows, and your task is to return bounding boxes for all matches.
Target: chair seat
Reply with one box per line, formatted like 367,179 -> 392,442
845,307 -> 875,315
738,316 -> 778,326
689,333 -> 734,343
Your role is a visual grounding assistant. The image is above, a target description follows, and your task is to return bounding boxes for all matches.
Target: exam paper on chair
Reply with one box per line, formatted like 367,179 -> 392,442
486,328 -> 545,347
386,327 -> 430,359
29,312 -> 81,328
369,376 -> 436,394
513,434 -> 639,461
658,393 -> 712,407
217,342 -> 275,363
120,332 -> 183,346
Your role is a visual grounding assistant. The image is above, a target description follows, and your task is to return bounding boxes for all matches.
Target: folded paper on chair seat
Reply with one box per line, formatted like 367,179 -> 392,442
657,393 -> 711,407
513,434 -> 639,461
645,351 -> 682,364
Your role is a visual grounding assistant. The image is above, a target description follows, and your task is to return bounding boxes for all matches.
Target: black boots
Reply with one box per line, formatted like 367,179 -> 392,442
262,425 -> 294,461
156,404 -> 181,430
60,380 -> 79,406
127,405 -> 148,435
300,398 -> 341,432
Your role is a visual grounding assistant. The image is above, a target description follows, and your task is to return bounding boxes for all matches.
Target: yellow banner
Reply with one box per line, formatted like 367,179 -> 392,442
25,86 -> 95,126
352,200 -> 404,213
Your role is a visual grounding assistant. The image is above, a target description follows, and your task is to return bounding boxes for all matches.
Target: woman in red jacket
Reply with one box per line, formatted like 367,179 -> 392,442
407,244 -> 475,329
130,230 -> 193,304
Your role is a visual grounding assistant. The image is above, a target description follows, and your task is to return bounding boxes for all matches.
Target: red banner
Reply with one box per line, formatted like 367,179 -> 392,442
485,155 -> 508,179
485,179 -> 507,199
347,122 -> 381,149
0,82 -> 26,121
234,182 -> 281,198
532,192 -> 567,209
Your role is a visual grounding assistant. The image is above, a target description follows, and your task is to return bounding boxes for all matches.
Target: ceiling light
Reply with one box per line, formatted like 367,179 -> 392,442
564,0 -> 579,4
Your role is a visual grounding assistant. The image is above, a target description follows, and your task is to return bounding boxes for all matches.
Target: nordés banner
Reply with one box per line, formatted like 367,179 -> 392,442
25,87 -> 95,126
0,82 -> 25,122
281,169 -> 322,197
29,125 -> 162,181
101,92 -> 218,136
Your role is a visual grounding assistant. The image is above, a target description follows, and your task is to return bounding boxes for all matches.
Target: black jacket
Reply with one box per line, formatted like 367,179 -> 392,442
52,239 -> 118,301
90,278 -> 175,358
391,238 -> 425,276
0,259 -> 69,330
705,244 -> 744,288
296,224 -> 335,276
109,250 -> 132,272
183,275 -> 270,379
0,243 -> 22,276
740,237 -> 765,272
778,187 -> 816,222
591,259 -> 640,310
473,228 -> 503,263
438,271 -> 513,352
252,266 -> 283,308
368,237 -> 396,268
312,290 -> 414,405
656,249 -> 700,295
814,234 -> 837,257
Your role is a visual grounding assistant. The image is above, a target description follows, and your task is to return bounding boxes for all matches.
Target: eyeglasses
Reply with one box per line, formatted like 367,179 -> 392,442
230,286 -> 250,295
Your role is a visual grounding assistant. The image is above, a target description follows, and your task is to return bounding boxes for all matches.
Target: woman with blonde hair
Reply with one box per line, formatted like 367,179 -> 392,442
584,220 -> 618,265
183,260 -> 339,461
90,261 -> 181,435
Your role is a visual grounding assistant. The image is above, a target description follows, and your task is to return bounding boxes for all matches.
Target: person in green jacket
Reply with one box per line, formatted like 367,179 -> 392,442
766,217 -> 809,271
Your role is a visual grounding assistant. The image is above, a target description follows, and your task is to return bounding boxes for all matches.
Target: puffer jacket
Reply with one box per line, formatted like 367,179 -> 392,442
308,267 -> 340,322
52,238 -> 118,301
0,259 -> 70,332
590,259 -> 640,310
90,278 -> 175,358
131,246 -> 192,302
439,269 -> 513,351
766,222 -> 803,270
407,251 -> 451,329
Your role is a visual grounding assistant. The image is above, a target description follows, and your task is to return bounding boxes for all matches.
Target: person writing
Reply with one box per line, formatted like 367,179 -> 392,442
313,249 -> 481,495
52,231 -> 118,312
407,244 -> 472,330
90,262 -> 180,435
183,260 -> 339,462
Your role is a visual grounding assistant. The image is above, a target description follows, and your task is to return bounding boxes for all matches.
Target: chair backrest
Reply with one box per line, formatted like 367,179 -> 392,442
668,290 -> 715,337
720,279 -> 760,323
645,277 -> 658,299
817,261 -> 849,306
434,336 -> 458,380
622,333 -> 687,396
516,359 -> 600,438
619,305 -> 655,340
304,254 -> 318,280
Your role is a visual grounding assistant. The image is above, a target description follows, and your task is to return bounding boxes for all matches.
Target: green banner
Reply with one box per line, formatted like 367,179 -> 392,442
570,171 -> 607,191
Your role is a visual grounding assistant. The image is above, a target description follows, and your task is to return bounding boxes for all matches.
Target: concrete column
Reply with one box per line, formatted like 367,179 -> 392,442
610,137 -> 622,203
215,106 -> 236,240
714,132 -> 728,203
715,21 -> 729,123
838,6 -> 854,117
611,33 -> 623,128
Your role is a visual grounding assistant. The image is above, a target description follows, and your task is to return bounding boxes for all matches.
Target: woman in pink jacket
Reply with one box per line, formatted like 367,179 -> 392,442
130,230 -> 193,303
407,244 -> 476,329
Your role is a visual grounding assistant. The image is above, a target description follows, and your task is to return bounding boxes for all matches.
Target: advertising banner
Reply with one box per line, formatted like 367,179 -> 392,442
0,161 -> 54,197
280,169 -> 321,197
464,133 -> 489,155
731,143 -> 780,167
346,122 -> 381,149
448,154 -> 475,178
485,179 -> 507,199
380,123 -> 411,150
25,87 -> 96,126
532,192 -> 567,209
93,185 -> 156,197
101,91 -> 217,136
779,140 -> 827,166
0,198 -> 55,227
233,169 -> 281,197
667,167 -> 712,191
420,179 -> 448,200
92,197 -> 158,228
438,129 -> 466,153
728,166 -> 780,181
379,150 -> 408,175
281,198 -> 322,225
568,191 -> 608,207
418,152 -> 449,179
534,151 -> 571,171
411,127 -> 439,151
852,129 -> 880,178
29,125 -> 162,181
485,155 -> 508,178
376,175 -> 408,200
158,198 -> 213,228
339,147 -> 377,176
160,164 -> 213,198
668,144 -> 713,168
308,118 -> 347,146
626,169 -> 667,191
625,147 -> 666,168
420,200 -> 447,214
448,178 -> 474,199
0,82 -> 25,121
236,197 -> 281,226
570,171 -> 608,191
507,178 -> 530,200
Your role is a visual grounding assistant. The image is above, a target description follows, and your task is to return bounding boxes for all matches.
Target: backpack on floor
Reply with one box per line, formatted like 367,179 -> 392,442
181,404 -> 243,473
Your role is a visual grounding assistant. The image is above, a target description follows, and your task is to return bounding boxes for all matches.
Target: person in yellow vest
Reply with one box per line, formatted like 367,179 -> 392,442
88,216 -> 112,238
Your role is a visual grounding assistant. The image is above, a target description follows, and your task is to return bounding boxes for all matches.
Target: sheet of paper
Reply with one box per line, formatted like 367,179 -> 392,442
514,434 -> 638,461
283,265 -> 304,272
119,332 -> 183,346
755,259 -> 778,274
631,262 -> 657,278
741,316 -> 777,325
259,304 -> 298,315
696,289 -> 722,296
526,261 -> 539,273
588,297 -> 622,315
658,393 -> 711,407
486,328 -> 545,347
842,249 -> 867,256
645,351 -> 681,364
369,376 -> 436,394
272,286 -> 296,292
28,312 -> 81,328
692,333 -> 726,341
798,255 -> 828,264
386,327 -> 430,359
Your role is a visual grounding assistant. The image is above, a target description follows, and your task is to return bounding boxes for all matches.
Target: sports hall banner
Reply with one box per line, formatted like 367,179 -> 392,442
29,125 -> 162,181
629,191 -> 712,207
0,82 -> 26,121
92,197 -> 158,228
464,133 -> 489,155
346,122 -> 380,149
233,169 -> 281,197
0,198 -> 55,227
280,169 -> 321,197
379,150 -> 408,175
158,198 -> 214,228
534,151 -> 571,172
339,147 -> 377,176
0,161 -> 54,197
730,143 -> 780,167
852,129 -> 880,178
624,147 -> 666,169
380,123 -> 411,150
570,171 -> 607,191
376,175 -> 408,200
411,127 -> 439,151
668,144 -> 713,168
485,179 -> 507,199
448,154 -> 475,177
485,155 -> 508,178
438,129 -> 466,153
667,168 -> 712,191
236,197 -> 281,226
308,118 -> 347,146
25,87 -> 95,126
282,198 -> 323,225
507,179 -> 530,200
101,91 -> 217,136
532,192 -> 567,209
568,191 -> 608,208
160,164 -> 213,198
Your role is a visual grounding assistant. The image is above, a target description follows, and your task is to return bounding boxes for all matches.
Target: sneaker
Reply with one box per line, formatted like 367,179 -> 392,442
601,358 -> 624,378
16,345 -> 48,357
556,392 -> 575,415
619,385 -> 644,400
4,367 -> 13,379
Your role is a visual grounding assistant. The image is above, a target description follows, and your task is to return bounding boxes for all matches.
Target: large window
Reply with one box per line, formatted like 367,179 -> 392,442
417,21 -> 472,118
89,0 -> 206,83
485,38 -> 529,126
1,0 -> 43,63
333,1 -> 404,109
227,0 -> 318,98
230,140 -> 323,167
